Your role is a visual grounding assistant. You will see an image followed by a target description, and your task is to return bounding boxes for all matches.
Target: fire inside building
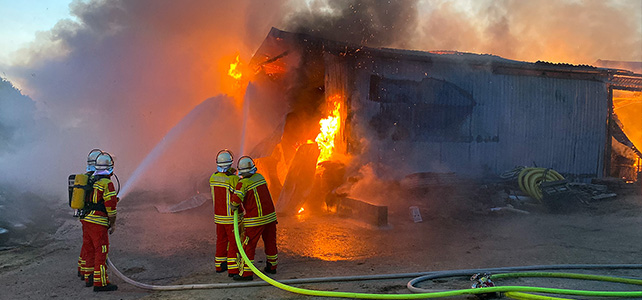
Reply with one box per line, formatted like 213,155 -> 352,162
235,28 -> 642,218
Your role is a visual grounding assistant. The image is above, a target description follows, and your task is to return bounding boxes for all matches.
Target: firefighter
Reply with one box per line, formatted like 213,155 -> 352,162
80,152 -> 119,292
230,156 -> 278,281
78,149 -> 102,285
209,149 -> 241,277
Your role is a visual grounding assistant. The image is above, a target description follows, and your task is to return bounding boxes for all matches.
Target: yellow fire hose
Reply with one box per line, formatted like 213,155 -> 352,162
517,167 -> 565,202
232,211 -> 642,299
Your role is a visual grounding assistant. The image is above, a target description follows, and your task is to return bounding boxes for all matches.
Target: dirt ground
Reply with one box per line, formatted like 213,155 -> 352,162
1,183 -> 641,300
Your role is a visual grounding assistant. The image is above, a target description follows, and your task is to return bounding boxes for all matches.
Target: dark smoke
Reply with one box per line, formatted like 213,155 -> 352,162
284,0 -> 419,48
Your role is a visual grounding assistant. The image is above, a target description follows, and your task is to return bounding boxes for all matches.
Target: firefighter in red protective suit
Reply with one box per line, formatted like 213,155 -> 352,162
230,156 -> 278,281
77,149 -> 102,284
210,149 -> 240,277
80,152 -> 119,292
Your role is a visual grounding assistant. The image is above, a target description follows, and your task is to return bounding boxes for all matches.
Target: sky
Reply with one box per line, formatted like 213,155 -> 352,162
0,0 -> 76,64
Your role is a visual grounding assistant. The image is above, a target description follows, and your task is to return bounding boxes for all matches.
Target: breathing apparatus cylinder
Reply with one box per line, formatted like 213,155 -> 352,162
70,173 -> 89,209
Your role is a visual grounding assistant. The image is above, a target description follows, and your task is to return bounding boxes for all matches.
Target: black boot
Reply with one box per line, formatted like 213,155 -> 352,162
232,274 -> 253,281
78,270 -> 83,280
264,264 -> 277,274
94,283 -> 118,292
216,262 -> 227,273
228,273 -> 236,277
85,279 -> 93,287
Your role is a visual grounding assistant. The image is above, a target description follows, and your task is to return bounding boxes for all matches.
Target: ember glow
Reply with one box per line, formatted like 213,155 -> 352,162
315,95 -> 342,164
298,207 -> 305,214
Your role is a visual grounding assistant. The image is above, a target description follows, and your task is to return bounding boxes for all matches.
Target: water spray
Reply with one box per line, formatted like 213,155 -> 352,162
238,92 -> 251,157
118,99 -> 220,199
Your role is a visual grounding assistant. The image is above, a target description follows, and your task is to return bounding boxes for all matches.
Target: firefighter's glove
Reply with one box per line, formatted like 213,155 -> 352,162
108,216 -> 117,234
229,203 -> 240,211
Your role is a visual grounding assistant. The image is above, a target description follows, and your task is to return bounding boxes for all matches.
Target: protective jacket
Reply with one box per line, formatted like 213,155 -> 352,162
82,177 -> 118,227
231,173 -> 276,227
210,171 -> 240,225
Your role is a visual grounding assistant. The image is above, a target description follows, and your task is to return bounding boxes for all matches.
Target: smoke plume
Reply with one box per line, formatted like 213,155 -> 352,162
0,0 -> 640,197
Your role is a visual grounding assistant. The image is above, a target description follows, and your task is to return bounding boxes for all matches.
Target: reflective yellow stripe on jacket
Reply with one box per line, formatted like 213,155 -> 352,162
244,211 -> 277,227
210,172 -> 239,224
235,174 -> 276,227
83,178 -> 117,227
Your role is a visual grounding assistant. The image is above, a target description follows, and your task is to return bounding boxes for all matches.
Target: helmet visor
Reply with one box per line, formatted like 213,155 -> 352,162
94,167 -> 113,176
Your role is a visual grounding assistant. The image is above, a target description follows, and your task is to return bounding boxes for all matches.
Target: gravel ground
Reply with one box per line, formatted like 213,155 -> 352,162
1,185 -> 641,300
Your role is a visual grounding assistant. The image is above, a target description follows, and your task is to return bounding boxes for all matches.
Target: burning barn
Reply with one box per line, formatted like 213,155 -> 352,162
243,28 -> 642,216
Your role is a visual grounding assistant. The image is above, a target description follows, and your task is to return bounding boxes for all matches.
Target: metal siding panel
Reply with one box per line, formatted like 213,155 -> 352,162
348,55 -> 607,180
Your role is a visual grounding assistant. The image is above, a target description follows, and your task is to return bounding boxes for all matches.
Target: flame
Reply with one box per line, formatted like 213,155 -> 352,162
613,90 -> 642,150
219,53 -> 250,104
298,207 -> 305,214
228,54 -> 243,80
315,95 -> 342,164
612,90 -> 642,181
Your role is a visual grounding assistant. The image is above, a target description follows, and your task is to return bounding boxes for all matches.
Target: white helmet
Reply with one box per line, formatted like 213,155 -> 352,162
216,149 -> 234,172
237,156 -> 257,177
86,149 -> 102,172
94,152 -> 114,176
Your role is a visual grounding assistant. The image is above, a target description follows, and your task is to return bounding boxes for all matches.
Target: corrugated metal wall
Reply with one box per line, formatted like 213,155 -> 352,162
334,53 -> 608,181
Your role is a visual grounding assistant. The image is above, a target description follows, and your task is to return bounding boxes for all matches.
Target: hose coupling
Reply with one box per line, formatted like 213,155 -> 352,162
470,273 -> 499,299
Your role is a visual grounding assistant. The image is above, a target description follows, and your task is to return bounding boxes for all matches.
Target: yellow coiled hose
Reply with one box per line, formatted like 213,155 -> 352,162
517,167 -> 565,202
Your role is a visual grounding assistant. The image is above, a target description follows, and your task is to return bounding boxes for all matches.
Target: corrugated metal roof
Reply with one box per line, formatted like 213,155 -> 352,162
256,27 -> 642,83
609,72 -> 642,91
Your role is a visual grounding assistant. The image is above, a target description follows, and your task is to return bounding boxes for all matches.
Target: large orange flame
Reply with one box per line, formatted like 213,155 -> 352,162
613,91 -> 642,152
613,90 -> 642,181
315,95 -> 342,164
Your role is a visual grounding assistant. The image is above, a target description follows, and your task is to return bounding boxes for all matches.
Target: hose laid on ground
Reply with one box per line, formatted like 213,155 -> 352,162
106,213 -> 642,297
517,167 -> 565,202
231,211 -> 642,299
499,272 -> 642,299
408,271 -> 642,299
504,293 -> 569,300
107,257 -> 473,290
107,258 -> 642,293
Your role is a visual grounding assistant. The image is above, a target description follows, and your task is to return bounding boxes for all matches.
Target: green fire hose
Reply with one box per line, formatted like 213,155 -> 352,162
232,211 -> 642,299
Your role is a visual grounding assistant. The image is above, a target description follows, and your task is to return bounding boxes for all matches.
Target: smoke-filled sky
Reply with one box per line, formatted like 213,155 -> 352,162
0,0 -> 641,196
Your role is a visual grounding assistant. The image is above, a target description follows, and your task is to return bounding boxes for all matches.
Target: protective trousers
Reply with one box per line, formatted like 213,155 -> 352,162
78,220 -> 92,280
215,223 -> 239,275
81,221 -> 111,287
239,221 -> 278,277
